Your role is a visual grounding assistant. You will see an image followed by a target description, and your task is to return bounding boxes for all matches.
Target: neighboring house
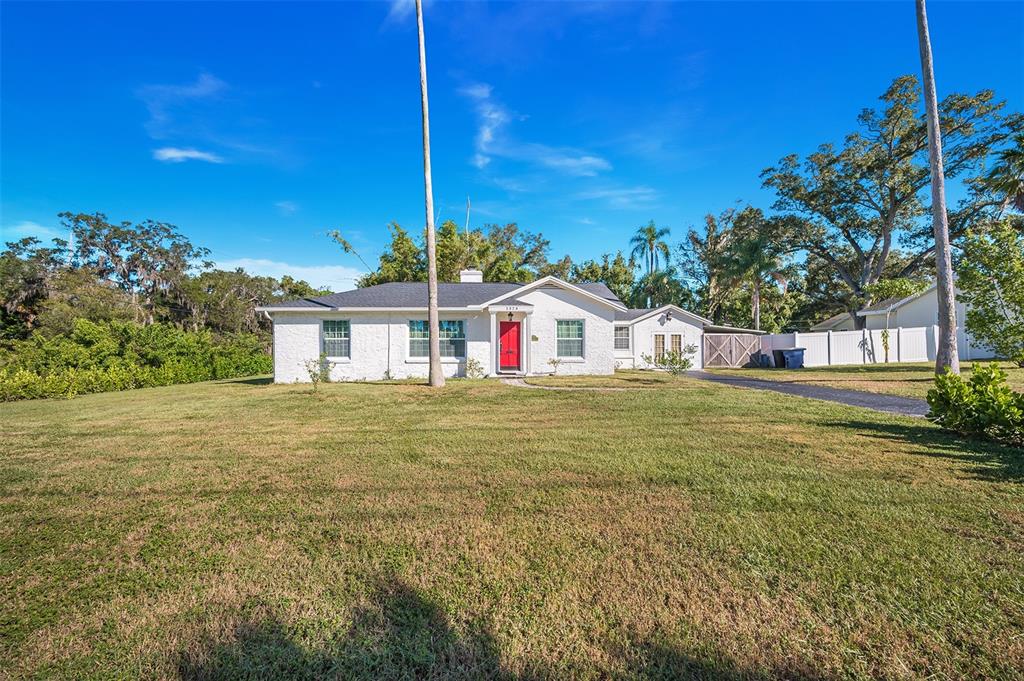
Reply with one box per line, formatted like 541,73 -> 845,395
808,283 -> 994,359
809,311 -> 855,332
257,269 -> 724,382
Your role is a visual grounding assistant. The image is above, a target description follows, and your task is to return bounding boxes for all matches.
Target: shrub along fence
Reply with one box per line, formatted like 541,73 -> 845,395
0,319 -> 271,401
760,325 -> 995,367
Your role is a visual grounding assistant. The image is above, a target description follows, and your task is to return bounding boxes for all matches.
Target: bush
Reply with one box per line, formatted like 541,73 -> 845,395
0,319 -> 271,401
641,344 -> 699,376
927,363 -> 1024,447
464,357 -> 485,379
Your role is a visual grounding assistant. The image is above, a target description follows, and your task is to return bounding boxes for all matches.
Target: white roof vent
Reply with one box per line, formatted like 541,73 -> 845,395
459,268 -> 483,283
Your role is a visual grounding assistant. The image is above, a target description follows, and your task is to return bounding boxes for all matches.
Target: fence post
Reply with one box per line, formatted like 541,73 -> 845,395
896,327 -> 902,363
827,330 -> 833,366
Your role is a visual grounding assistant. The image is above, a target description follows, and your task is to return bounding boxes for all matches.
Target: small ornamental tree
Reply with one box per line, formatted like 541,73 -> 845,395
958,222 -> 1024,366
304,352 -> 331,392
641,344 -> 699,376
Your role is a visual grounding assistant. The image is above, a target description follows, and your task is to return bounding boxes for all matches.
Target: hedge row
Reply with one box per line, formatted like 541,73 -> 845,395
0,319 -> 271,401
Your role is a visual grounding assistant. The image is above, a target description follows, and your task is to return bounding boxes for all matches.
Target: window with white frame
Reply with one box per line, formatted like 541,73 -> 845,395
409,320 -> 465,358
556,319 -> 584,357
671,334 -> 682,354
614,326 -> 630,350
654,334 -> 665,361
322,320 -> 350,358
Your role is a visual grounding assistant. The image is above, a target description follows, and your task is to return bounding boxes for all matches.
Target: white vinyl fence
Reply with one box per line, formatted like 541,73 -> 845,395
760,325 -> 994,367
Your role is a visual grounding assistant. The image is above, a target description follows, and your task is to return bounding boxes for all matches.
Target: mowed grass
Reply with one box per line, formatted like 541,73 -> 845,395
525,371 -> 684,389
1,377 -> 1023,680
709,361 -> 1024,400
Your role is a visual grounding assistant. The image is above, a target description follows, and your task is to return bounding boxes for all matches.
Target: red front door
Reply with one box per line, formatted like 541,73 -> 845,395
499,321 -> 521,371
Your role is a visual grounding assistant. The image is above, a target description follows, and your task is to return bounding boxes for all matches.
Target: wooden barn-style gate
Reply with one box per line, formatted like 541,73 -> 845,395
703,333 -> 761,368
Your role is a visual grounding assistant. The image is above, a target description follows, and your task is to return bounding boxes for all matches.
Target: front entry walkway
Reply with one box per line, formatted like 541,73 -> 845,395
690,371 -> 929,417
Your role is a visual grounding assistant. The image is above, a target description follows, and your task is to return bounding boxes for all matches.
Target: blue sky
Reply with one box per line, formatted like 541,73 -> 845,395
2,1 -> 1022,290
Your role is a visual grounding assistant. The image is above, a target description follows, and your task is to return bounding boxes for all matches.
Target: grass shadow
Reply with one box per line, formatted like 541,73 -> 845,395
828,419 -> 1024,483
175,575 -> 829,680
177,576 -> 513,680
218,376 -> 273,386
617,637 -> 834,680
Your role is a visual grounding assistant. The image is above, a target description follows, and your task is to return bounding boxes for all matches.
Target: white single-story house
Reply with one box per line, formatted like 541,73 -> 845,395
809,283 -> 994,359
257,269 -> 727,382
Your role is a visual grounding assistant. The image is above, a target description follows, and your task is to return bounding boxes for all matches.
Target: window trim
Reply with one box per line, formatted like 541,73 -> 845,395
322,319 -> 351,360
555,318 -> 585,359
407,319 -> 467,360
654,333 -> 666,361
614,325 -> 630,351
671,334 -> 682,354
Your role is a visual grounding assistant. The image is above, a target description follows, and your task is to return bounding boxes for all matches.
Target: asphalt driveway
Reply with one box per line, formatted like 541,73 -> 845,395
691,371 -> 930,417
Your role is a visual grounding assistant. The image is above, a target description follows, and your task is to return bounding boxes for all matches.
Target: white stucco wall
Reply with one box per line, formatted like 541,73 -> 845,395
269,285 -> 623,382
518,286 -> 616,376
271,311 -> 493,383
625,313 -> 705,370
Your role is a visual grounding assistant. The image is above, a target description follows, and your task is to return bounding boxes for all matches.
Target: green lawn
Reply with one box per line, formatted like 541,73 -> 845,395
2,377 -> 1023,679
708,361 -> 1024,400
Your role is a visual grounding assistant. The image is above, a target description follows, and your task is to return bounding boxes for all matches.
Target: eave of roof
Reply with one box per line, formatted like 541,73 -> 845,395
614,304 -> 714,327
703,324 -> 765,335
809,312 -> 852,331
476,275 -> 626,311
256,277 -> 625,312
857,283 -> 938,316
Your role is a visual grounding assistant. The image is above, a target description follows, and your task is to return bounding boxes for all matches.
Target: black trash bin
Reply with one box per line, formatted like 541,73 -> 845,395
782,348 -> 806,369
771,348 -> 806,369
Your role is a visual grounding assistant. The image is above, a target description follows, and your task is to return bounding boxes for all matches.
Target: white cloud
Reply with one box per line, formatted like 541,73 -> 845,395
274,200 -> 299,215
458,82 -> 610,178
458,82 -> 493,100
385,0 -> 416,23
138,72 -> 227,139
577,186 -> 659,210
153,147 -> 225,163
217,258 -> 364,292
524,145 -> 611,176
2,220 -> 68,243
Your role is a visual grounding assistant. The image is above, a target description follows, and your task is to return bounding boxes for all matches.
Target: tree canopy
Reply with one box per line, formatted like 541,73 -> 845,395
1,213 -> 326,343
762,76 -> 1022,326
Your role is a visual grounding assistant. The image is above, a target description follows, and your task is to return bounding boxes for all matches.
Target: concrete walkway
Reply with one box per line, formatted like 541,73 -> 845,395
690,371 -> 929,417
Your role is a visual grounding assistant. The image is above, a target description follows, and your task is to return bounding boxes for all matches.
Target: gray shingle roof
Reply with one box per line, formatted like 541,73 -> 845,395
262,280 -> 623,310
858,296 -> 903,313
809,311 -> 852,330
614,309 -> 651,322
614,305 -> 715,326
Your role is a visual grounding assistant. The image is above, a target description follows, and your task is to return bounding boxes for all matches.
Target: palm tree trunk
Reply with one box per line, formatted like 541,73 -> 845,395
752,278 -> 761,331
916,0 -> 960,375
416,0 -> 444,387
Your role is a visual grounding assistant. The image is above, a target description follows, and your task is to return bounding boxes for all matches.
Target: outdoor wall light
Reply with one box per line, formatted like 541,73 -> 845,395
507,312 -> 514,321
665,310 -> 673,321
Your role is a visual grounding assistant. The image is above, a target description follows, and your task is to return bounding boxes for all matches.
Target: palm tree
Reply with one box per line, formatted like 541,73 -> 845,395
916,0 -> 960,375
726,209 -> 790,331
415,0 -> 444,387
986,134 -> 1024,212
629,221 -> 671,277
